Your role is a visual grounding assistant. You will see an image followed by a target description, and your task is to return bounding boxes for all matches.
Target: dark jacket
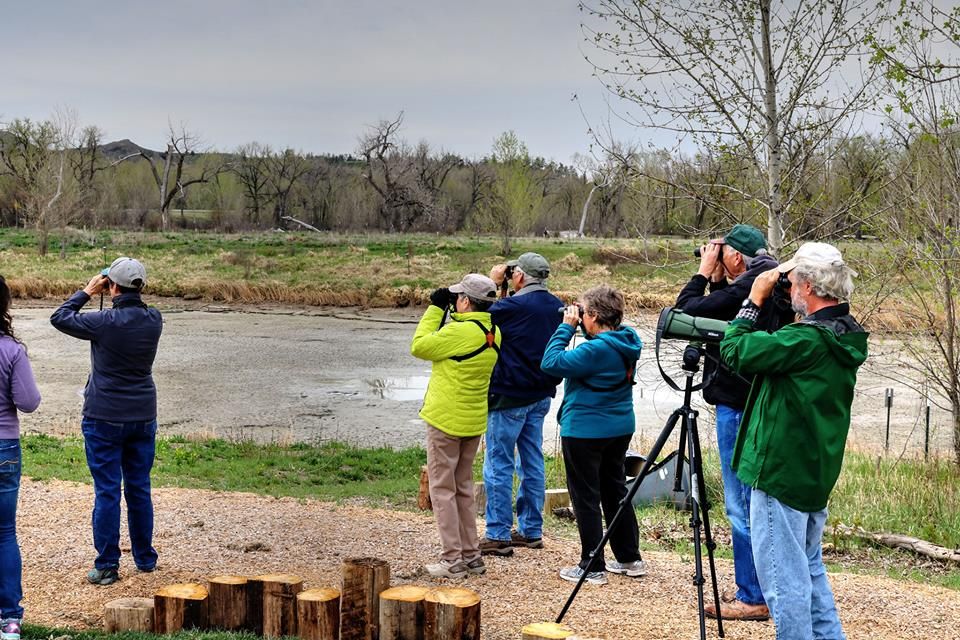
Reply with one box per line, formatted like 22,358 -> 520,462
51,291 -> 163,422
488,284 -> 563,403
720,304 -> 868,511
675,254 -> 793,408
541,323 -> 642,439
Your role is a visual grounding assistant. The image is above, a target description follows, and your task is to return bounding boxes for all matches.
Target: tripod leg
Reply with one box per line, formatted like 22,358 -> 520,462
687,412 -> 726,639
691,412 -> 723,638
555,408 -> 683,624
674,417 -> 687,492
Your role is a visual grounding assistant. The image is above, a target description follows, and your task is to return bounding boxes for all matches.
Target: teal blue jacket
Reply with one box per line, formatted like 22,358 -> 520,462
541,324 -> 642,439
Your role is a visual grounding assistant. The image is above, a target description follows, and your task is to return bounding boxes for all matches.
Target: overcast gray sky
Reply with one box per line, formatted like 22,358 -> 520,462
3,1 -> 642,164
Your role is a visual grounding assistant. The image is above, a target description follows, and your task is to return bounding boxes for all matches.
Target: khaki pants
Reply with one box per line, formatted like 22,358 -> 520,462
426,425 -> 481,564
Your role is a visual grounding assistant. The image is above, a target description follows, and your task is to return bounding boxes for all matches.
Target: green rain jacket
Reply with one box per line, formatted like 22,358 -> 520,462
719,304 -> 868,512
411,305 -> 501,438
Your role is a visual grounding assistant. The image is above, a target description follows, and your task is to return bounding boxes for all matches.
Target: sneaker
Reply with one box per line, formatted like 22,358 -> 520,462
87,567 -> 120,585
0,619 -> 21,640
605,559 -> 648,577
136,564 -> 156,573
510,529 -> 544,549
464,557 -> 486,575
478,537 -> 514,557
425,560 -> 468,579
558,565 -> 607,585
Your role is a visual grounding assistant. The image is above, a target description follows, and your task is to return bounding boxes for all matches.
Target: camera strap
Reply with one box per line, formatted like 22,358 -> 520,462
449,319 -> 500,362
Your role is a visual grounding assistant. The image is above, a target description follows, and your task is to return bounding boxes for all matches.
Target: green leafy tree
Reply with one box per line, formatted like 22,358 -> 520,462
477,131 -> 543,254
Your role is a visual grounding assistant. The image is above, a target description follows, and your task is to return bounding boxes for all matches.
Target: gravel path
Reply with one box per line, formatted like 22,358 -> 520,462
20,478 -> 959,639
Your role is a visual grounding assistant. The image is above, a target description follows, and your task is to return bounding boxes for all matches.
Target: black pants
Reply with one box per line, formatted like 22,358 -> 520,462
562,434 -> 641,572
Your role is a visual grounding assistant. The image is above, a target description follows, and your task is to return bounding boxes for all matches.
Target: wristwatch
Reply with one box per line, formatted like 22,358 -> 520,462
741,298 -> 760,311
737,298 -> 761,322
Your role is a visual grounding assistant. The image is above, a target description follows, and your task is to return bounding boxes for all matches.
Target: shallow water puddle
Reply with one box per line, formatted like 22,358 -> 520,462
364,376 -> 431,401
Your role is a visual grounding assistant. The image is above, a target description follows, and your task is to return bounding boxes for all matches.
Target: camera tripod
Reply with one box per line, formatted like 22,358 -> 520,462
556,344 -> 725,640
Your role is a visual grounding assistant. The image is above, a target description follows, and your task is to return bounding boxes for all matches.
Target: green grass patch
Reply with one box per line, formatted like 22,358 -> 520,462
22,624 -> 258,640
22,434 -> 426,507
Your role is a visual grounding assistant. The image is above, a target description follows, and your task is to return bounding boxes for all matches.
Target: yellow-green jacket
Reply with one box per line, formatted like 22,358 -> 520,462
411,305 -> 500,437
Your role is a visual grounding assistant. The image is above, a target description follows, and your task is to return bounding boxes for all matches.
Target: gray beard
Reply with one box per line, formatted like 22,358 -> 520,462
791,296 -> 808,317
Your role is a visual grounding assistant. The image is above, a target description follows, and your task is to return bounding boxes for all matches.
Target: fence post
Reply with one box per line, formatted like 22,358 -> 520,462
924,401 -> 931,461
884,388 -> 894,453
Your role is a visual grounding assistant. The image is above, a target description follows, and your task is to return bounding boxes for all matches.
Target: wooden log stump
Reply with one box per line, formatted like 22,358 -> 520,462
544,489 -> 570,514
154,583 -> 207,633
340,557 -> 391,640
297,588 -> 341,640
522,622 -> 575,639
379,585 -> 428,640
418,465 -> 432,510
473,482 -> 486,516
104,597 -> 154,633
423,587 -> 480,640
206,575 -> 250,631
254,573 -> 304,638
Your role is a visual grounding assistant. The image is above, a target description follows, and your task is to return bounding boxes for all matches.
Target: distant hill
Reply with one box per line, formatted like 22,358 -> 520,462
100,139 -> 160,161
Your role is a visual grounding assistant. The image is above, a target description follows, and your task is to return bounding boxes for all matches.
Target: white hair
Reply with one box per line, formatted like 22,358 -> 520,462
793,262 -> 855,301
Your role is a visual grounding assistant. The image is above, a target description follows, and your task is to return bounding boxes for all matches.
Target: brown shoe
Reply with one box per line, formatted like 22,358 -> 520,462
478,537 -> 514,557
510,529 -> 544,549
704,599 -> 770,622
721,587 -> 737,603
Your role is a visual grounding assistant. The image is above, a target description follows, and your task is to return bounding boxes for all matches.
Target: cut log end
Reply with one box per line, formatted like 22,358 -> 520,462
156,583 -> 208,600
522,621 -> 576,639
209,575 -> 248,585
254,573 -> 304,584
299,587 -> 341,602
424,587 -> 480,607
104,597 -> 154,633
380,585 -> 430,602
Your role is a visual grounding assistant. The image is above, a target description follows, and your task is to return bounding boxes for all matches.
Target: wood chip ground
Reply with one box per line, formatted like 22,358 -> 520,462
20,478 -> 959,639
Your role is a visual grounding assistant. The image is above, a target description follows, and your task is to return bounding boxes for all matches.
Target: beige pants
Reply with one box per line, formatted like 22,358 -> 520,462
426,425 -> 481,564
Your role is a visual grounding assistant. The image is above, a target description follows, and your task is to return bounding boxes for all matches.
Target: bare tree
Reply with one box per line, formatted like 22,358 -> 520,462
138,124 -> 223,230
0,114 -> 72,255
268,148 -> 311,228
581,0 -> 886,253
234,142 -> 273,225
870,0 -> 960,464
357,112 -> 461,231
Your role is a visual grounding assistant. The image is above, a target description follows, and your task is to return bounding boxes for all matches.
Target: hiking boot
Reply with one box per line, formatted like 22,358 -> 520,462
0,619 -> 21,640
605,559 -> 648,577
136,564 -> 156,573
704,599 -> 770,621
87,567 -> 119,585
510,529 -> 544,549
558,565 -> 607,585
479,537 -> 514,557
464,557 -> 486,575
425,560 -> 468,579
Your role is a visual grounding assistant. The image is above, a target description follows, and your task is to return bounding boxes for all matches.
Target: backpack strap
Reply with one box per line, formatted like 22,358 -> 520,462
450,319 -> 500,362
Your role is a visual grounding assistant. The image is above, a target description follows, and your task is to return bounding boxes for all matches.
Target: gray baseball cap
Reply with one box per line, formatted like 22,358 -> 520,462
449,274 -> 498,303
102,256 -> 147,289
507,252 -> 550,279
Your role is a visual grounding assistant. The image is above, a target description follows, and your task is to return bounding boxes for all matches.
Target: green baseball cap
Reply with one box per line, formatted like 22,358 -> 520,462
723,224 -> 766,258
507,252 -> 550,279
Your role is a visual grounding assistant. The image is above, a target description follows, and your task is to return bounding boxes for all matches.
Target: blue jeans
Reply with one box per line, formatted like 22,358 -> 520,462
0,440 -> 22,619
715,404 -> 764,605
483,397 -> 551,541
751,489 -> 845,640
82,418 -> 158,571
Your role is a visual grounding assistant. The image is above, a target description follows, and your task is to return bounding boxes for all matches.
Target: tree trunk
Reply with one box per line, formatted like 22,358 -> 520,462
379,585 -> 429,640
521,622 -> 576,639
206,575 -> 250,631
104,597 -> 154,633
578,185 -> 600,237
160,144 -> 174,232
760,0 -> 784,256
422,587 -> 480,640
253,573 -> 303,638
297,588 -> 341,640
154,583 -> 208,633
340,557 -> 391,640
